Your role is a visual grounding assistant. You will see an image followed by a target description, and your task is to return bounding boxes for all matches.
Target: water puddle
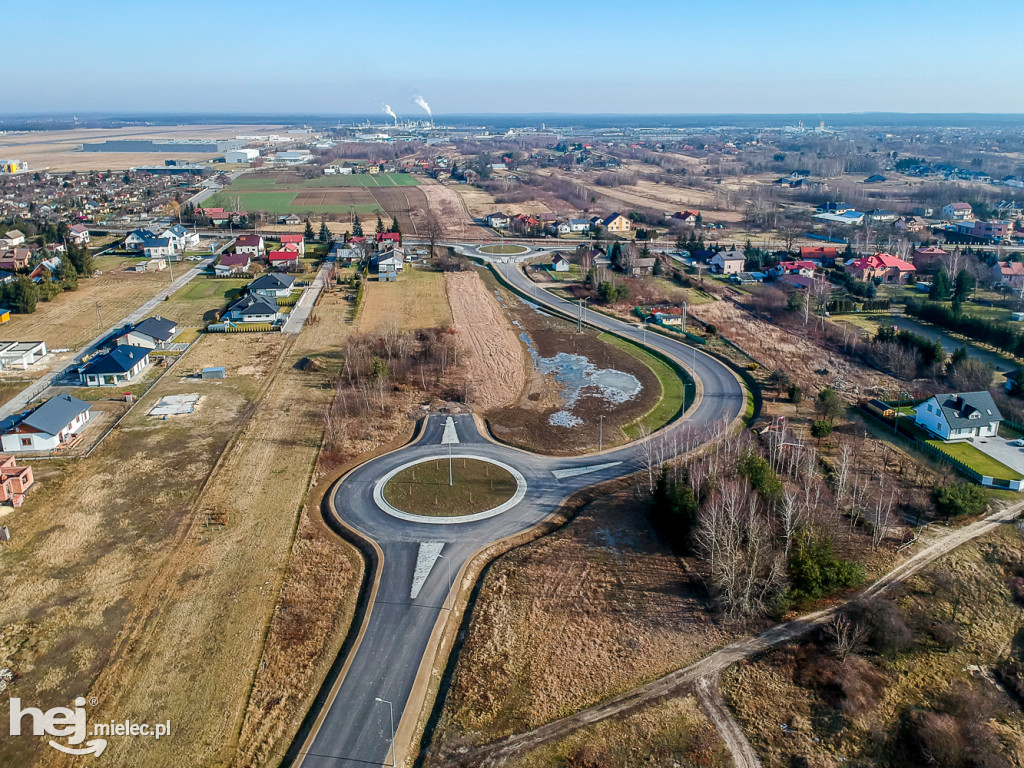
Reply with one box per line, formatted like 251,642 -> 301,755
519,332 -> 642,427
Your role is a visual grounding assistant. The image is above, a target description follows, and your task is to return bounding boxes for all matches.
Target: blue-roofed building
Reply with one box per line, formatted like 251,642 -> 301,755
124,228 -> 159,251
0,394 -> 92,452
79,345 -> 151,387
142,238 -> 174,259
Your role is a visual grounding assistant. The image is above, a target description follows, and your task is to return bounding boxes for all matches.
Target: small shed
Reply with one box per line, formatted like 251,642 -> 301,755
201,367 -> 226,379
0,526 -> 10,542
0,308 -> 10,324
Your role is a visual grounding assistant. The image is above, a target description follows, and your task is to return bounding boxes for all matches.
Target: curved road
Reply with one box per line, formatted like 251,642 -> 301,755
294,245 -> 746,767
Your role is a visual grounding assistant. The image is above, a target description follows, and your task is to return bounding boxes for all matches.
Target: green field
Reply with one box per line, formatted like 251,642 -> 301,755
383,458 -> 518,517
200,191 -> 383,216
216,172 -> 417,191
479,244 -> 528,254
599,333 -> 689,439
926,439 -> 1024,480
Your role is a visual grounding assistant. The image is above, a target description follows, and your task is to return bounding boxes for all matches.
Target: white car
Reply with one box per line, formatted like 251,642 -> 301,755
1009,439 -> 1024,447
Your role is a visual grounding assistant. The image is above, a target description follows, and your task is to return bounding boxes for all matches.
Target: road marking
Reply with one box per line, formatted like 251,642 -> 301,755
411,542 -> 444,599
552,462 -> 622,479
441,417 -> 459,445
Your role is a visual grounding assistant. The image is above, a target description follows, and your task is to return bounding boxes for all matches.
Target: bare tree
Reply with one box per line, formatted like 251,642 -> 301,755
825,613 -> 868,661
423,210 -> 443,258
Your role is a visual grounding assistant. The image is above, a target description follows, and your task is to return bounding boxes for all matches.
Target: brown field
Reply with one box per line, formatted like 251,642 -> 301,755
0,270 -> 170,350
446,271 -> 526,411
426,490 -> 739,753
370,186 -> 426,234
419,180 -> 480,238
0,124 -> 286,172
356,267 -> 453,333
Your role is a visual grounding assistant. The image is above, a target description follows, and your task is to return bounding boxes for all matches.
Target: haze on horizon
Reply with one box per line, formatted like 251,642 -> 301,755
5,0 -> 1017,116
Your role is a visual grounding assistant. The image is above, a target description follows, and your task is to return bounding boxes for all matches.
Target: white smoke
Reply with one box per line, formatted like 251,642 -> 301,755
382,104 -> 398,125
413,95 -> 432,119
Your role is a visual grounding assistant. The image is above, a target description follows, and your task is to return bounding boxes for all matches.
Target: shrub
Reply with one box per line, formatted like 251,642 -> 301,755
787,531 -> 864,604
737,450 -> 783,507
847,597 -> 914,657
932,483 -> 989,519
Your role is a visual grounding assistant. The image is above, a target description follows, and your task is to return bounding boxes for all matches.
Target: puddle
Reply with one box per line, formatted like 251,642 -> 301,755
519,332 -> 642,427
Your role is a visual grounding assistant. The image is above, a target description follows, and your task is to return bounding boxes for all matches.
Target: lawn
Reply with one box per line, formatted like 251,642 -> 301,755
355,267 -> 453,332
382,458 -> 518,516
925,439 -> 1024,480
479,244 -> 528,254
598,332 -> 689,438
160,277 -> 250,325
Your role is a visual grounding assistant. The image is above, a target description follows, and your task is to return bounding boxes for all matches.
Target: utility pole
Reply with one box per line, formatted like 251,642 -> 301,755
448,442 -> 453,487
599,414 -> 604,452
374,698 -> 396,767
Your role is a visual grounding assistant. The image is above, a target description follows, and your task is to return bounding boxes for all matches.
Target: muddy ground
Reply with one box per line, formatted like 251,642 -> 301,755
479,271 -> 660,454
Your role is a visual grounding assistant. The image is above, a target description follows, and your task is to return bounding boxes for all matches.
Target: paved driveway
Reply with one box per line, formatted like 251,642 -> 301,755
973,435 -> 1024,475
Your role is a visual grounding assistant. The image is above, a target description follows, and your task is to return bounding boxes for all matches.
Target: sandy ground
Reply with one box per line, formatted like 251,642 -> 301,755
0,124 -> 287,172
446,271 -> 526,411
419,180 -> 479,237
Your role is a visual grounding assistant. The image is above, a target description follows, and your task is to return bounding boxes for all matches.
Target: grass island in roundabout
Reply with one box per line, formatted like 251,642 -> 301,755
376,455 -> 528,523
478,244 -> 528,255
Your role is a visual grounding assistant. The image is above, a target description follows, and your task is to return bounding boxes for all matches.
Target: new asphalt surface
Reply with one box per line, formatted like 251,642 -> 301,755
295,247 -> 746,767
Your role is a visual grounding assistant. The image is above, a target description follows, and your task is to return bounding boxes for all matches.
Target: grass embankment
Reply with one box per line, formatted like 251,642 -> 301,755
598,332 -> 688,439
383,458 -> 517,517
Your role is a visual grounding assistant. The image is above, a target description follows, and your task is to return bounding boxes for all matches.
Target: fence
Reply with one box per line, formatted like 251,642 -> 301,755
207,322 -> 279,333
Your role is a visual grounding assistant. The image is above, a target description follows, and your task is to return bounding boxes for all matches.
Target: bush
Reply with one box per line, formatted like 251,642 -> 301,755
932,483 -> 989,519
649,466 -> 699,554
787,531 -> 864,604
847,597 -> 914,657
737,450 -> 783,507
811,420 -> 833,440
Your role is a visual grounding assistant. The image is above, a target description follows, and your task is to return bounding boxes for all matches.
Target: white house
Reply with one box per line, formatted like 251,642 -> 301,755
234,234 -> 265,256
279,234 -> 305,255
142,239 -> 174,259
711,250 -> 746,275
486,212 -> 510,229
941,202 -> 974,221
68,224 -> 90,245
376,250 -> 405,275
2,230 -> 25,247
913,391 -> 1003,441
248,273 -> 295,299
160,224 -> 200,252
124,228 -> 159,251
0,394 -> 91,453
552,253 -> 571,272
224,294 -> 281,324
79,345 -> 150,387
225,148 -> 259,164
115,316 -> 178,350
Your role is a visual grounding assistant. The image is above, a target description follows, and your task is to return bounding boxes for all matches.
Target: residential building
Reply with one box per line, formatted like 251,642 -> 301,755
375,249 -> 405,275
711,250 -> 746,275
160,224 -> 200,252
279,233 -> 306,255
0,249 -> 31,271
601,213 -> 631,232
799,246 -> 839,263
568,218 -> 590,233
813,210 -> 865,225
115,316 -> 178,350
375,232 -> 400,245
770,260 -> 816,277
124,228 -> 159,250
845,253 -> 916,284
80,345 -> 150,387
551,253 -> 571,272
224,294 -> 281,324
913,391 -> 1002,441
0,394 -> 91,453
67,224 -> 90,245
2,230 -> 25,247
268,250 -> 300,269
234,234 -> 265,257
215,252 -> 251,276
142,238 -> 174,259
993,261 -> 1024,292
0,455 -> 34,507
866,209 -> 897,223
912,246 -> 948,272
941,202 -> 974,220
895,215 -> 928,233
972,220 -> 1011,241
486,212 -> 510,229
248,273 -> 295,299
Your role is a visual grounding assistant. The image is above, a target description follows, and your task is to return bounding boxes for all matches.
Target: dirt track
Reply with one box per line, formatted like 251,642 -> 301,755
446,271 -> 526,411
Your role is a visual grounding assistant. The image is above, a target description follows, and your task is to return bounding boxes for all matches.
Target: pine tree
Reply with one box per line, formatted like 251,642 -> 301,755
319,222 -> 331,244
352,214 -> 363,237
376,215 -> 384,235
303,219 -> 315,241
929,267 -> 951,301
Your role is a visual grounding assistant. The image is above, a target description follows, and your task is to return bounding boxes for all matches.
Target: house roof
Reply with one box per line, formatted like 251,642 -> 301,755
947,202 -> 972,210
20,394 -> 90,435
714,249 -> 746,262
279,234 -> 303,243
82,345 -> 150,375
145,238 -> 170,248
601,213 -> 625,226
163,224 -> 188,237
219,252 -> 250,267
69,224 -> 89,235
228,294 -> 279,316
778,274 -> 815,289
268,251 -> 299,261
249,273 -> 295,291
132,316 -> 178,342
236,234 -> 263,247
800,246 -> 838,259
926,391 -> 1003,429
778,260 -> 817,272
849,253 -> 915,272
998,261 -> 1024,276
127,228 -> 159,242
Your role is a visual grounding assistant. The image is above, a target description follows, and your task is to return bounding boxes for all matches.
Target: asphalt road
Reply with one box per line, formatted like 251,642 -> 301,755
296,245 -> 746,767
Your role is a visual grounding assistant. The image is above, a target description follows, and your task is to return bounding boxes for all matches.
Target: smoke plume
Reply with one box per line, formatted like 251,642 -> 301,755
413,96 -> 432,118
383,104 -> 398,125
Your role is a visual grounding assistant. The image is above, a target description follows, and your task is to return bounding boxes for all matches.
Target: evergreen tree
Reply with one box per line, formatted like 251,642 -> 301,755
675,232 -> 686,251
929,267 -> 951,301
303,219 -> 315,241
4,277 -> 37,314
352,214 -> 363,237
953,269 -> 975,303
375,214 -> 385,235
318,221 -> 331,244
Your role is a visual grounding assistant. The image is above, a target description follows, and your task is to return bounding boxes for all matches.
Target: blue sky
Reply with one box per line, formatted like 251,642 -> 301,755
5,0 -> 1018,114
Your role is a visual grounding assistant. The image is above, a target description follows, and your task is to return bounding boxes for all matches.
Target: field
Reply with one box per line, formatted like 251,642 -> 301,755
355,267 -> 453,333
479,244 -> 528,254
202,171 -> 426,232
425,490 -> 741,757
158,276 -> 250,325
446,271 -> 527,412
383,458 -> 518,516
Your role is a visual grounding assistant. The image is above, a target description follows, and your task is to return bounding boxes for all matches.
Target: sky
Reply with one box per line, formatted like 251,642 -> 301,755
5,0 -> 1020,115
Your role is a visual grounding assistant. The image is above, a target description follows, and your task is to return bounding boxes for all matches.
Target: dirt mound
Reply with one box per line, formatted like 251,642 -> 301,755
446,271 -> 526,411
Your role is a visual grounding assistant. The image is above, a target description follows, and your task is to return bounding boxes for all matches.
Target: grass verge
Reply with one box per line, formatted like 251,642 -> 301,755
383,458 -> 517,517
598,332 -> 688,439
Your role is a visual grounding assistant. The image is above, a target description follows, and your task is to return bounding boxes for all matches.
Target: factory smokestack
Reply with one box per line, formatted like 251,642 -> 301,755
383,104 -> 398,126
413,95 -> 433,127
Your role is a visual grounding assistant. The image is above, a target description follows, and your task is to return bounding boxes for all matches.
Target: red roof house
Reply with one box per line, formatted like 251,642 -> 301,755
846,253 -> 916,284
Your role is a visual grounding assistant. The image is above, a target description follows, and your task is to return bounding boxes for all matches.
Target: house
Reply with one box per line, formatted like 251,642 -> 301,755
941,202 -> 973,221
142,238 -> 174,259
160,224 -> 200,253
551,253 -> 571,272
815,202 -> 852,215
224,294 -> 281,324
234,234 -> 266,257
800,246 -> 839,263
486,212 -> 510,229
913,391 -> 1002,441
330,246 -> 361,265
124,228 -> 159,251
972,220 -> 1011,241
866,209 -> 897,223
279,233 -> 306,255
631,257 -> 657,276
375,249 -> 405,275
215,252 -> 251,276
993,261 -> 1024,292
569,218 -> 590,233
68,224 -> 90,245
912,246 -> 947,272
132,258 -> 167,273
2,230 -> 25,247
0,249 -> 31,271
29,257 -> 62,282
555,221 -> 572,236
0,341 -> 47,369
375,232 -> 400,245
813,210 -> 865,225
115,316 -> 178,350
279,214 -> 302,226
0,455 -> 34,506
268,250 -> 301,270
0,394 -> 91,453
248,273 -> 295,299
672,210 -> 700,223
710,250 -> 746,275
895,215 -> 928,233
79,345 -> 150,387
845,253 -> 916,284
770,260 -> 816,278
601,213 -> 631,232
777,274 -> 815,290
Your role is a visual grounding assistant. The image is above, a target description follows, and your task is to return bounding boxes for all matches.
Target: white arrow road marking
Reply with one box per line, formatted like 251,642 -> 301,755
48,739 -> 107,757
551,462 -> 623,480
410,542 -> 444,599
441,417 -> 459,445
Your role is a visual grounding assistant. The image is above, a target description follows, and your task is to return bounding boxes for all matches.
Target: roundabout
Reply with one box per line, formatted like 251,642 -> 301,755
376,454 -> 527,523
478,243 -> 529,255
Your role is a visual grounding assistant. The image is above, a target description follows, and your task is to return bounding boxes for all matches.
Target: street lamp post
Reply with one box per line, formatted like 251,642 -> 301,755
448,443 -> 453,487
374,697 -> 396,767
599,414 -> 604,452
438,553 -> 452,610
